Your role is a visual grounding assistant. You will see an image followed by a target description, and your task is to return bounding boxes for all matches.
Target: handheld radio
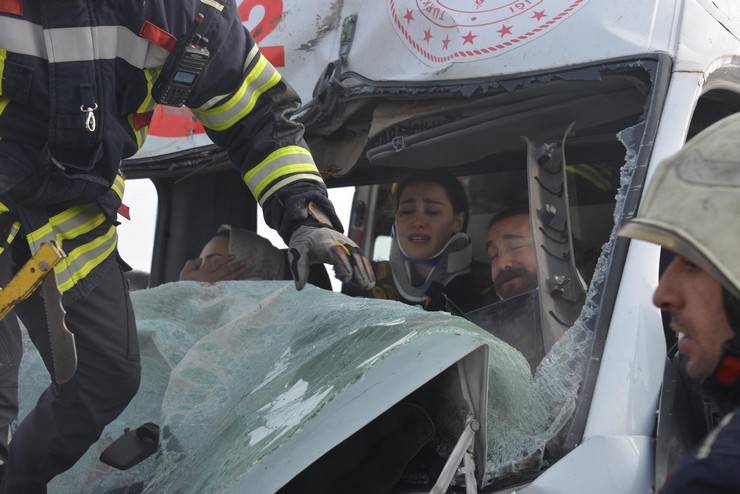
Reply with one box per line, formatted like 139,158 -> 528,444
153,14 -> 211,107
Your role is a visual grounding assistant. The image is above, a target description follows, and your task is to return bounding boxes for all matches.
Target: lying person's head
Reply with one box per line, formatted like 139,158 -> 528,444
394,172 -> 468,264
180,226 -> 286,283
486,208 -> 538,300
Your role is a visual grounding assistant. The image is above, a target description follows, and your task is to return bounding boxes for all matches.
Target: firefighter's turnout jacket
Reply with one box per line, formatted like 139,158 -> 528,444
0,0 -> 329,301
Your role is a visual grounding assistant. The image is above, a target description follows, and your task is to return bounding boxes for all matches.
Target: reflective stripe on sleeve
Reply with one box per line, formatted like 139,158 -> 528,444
197,45 -> 259,112
258,174 -> 325,207
111,174 -> 126,200
194,53 -> 282,132
200,0 -> 225,11
0,97 -> 8,117
0,221 -> 20,257
0,48 -> 6,95
0,16 -> 168,68
243,146 -> 324,205
127,69 -> 159,148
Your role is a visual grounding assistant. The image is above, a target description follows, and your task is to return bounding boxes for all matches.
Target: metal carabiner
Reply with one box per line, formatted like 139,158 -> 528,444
80,103 -> 99,133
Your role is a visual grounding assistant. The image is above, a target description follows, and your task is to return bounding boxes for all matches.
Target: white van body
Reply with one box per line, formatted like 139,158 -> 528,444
124,1 -> 740,492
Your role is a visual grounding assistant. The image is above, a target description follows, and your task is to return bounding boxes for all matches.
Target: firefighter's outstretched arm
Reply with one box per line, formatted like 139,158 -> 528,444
183,0 -> 373,290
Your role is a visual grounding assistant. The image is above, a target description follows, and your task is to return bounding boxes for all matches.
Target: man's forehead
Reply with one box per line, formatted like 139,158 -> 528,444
488,213 -> 530,235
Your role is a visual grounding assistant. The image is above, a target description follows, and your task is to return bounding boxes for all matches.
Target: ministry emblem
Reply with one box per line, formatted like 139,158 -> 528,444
389,0 -> 590,66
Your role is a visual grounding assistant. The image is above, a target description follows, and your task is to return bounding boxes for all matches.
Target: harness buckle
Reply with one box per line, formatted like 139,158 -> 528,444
80,104 -> 98,133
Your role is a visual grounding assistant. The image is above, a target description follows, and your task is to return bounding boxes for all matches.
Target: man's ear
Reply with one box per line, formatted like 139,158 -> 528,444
452,212 -> 465,233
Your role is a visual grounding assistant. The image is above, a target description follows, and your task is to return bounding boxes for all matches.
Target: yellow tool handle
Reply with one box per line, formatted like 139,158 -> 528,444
0,242 -> 66,320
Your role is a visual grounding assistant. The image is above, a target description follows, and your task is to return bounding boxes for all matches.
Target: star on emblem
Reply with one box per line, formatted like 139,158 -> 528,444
532,10 -> 547,21
423,28 -> 433,43
497,25 -> 513,37
404,9 -> 414,23
462,31 -> 477,45
442,35 -> 451,50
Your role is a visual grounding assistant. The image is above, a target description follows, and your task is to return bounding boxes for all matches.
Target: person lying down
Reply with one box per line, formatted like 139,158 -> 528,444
126,225 -> 332,290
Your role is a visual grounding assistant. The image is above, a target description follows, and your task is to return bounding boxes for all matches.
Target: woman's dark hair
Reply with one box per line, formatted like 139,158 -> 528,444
395,172 -> 470,230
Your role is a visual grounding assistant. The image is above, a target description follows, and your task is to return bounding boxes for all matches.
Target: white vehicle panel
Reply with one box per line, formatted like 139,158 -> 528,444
581,71 -> 700,441
676,0 -> 740,73
583,240 -> 665,439
520,435 -> 653,494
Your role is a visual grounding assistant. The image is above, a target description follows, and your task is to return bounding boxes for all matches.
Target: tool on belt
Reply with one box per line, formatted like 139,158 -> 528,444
0,241 -> 77,384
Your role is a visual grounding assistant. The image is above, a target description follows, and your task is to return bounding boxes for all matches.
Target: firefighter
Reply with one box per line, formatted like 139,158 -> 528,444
0,0 -> 373,491
618,113 -> 740,493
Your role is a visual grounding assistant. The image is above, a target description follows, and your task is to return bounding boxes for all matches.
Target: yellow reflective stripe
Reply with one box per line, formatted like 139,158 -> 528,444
62,212 -> 106,244
0,97 -> 8,116
195,54 -> 282,131
255,164 -> 320,198
21,204 -> 114,292
56,225 -> 117,293
140,69 -> 158,113
200,0 -> 224,11
198,45 -> 259,112
243,145 -> 313,184
258,173 -> 325,206
0,48 -> 6,95
243,145 -> 321,199
26,204 -> 105,248
128,68 -> 159,148
128,114 -> 144,148
27,205 -> 90,245
0,221 -> 20,256
0,201 -> 9,214
112,174 -> 125,199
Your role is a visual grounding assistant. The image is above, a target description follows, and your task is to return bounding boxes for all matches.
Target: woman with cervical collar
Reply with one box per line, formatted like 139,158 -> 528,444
359,173 -> 492,314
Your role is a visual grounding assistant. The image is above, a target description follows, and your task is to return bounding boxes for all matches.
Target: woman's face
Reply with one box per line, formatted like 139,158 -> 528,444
395,181 -> 465,260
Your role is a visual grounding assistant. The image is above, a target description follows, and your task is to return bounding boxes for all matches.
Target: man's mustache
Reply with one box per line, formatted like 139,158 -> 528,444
494,267 -> 529,287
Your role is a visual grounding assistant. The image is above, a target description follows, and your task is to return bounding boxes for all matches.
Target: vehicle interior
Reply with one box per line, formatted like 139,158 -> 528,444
121,58 -> 658,491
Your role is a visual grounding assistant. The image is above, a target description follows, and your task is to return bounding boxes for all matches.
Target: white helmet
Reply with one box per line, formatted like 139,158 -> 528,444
619,113 -> 740,299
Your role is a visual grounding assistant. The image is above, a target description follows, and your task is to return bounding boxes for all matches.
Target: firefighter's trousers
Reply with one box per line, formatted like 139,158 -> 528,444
0,237 -> 140,493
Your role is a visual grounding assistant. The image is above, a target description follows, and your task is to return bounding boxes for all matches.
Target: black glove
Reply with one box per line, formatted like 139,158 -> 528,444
288,225 -> 375,291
